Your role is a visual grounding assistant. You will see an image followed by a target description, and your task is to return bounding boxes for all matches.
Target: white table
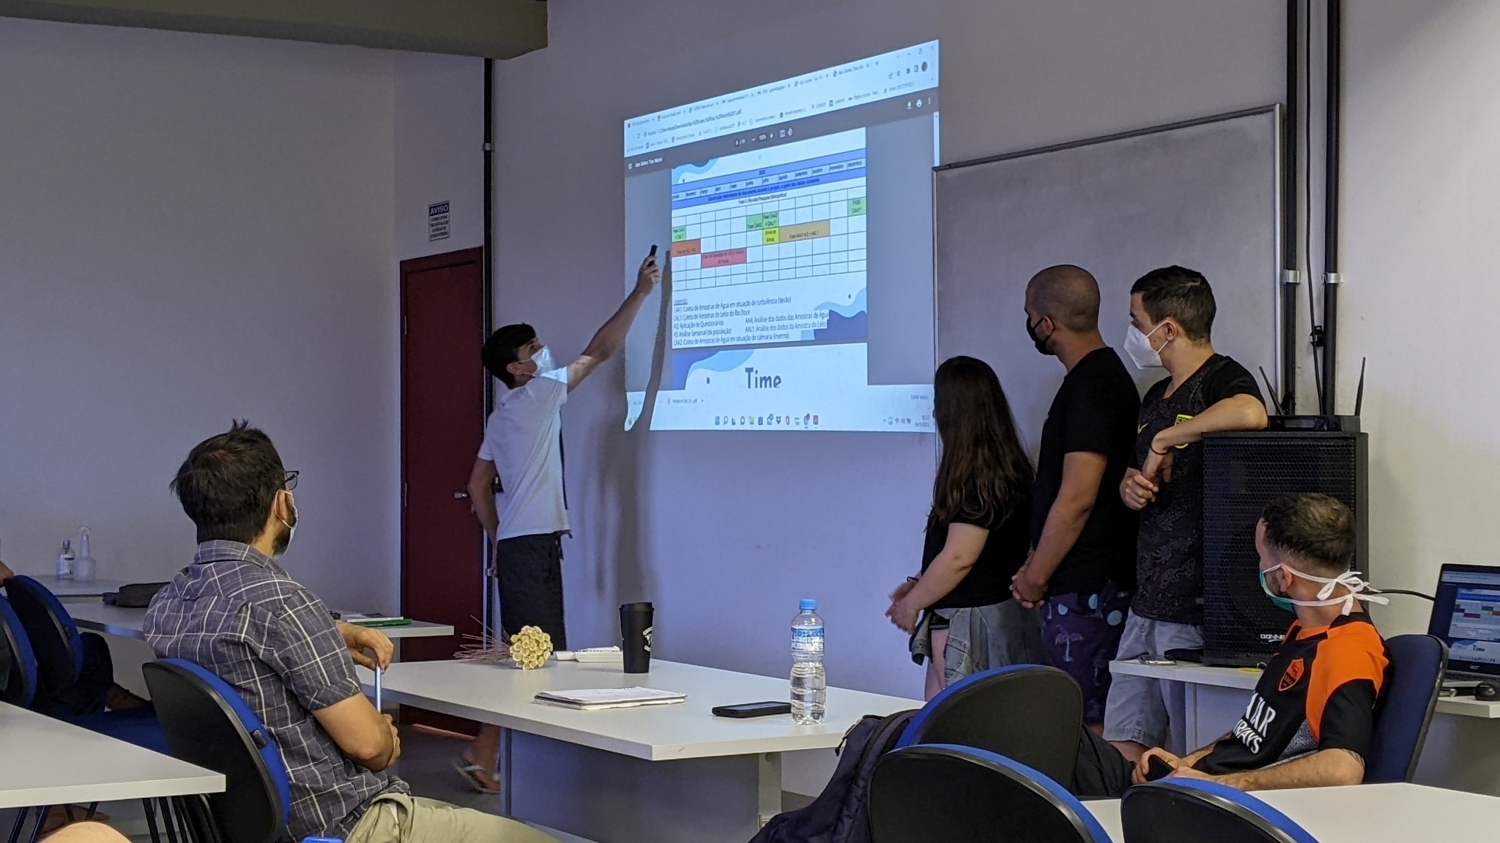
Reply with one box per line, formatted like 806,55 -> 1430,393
0,702 -> 224,809
1085,782 -> 1500,842
18,576 -> 127,601
67,600 -> 455,641
358,658 -> 920,843
1109,659 -> 1500,795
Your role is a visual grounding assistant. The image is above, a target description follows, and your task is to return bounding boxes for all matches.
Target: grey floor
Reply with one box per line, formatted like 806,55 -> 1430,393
5,728 -> 811,842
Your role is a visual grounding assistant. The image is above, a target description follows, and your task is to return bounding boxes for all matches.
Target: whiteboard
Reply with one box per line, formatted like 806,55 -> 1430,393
934,106 -> 1281,454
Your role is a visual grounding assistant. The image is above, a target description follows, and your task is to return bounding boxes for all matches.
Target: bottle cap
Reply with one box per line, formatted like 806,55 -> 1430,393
799,598 -> 817,612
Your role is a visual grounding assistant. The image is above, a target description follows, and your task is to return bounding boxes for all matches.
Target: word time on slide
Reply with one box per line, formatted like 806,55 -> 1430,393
622,41 -> 941,433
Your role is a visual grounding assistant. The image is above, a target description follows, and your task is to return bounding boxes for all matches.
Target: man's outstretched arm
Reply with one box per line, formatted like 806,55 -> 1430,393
1179,748 -> 1365,791
565,252 -> 661,391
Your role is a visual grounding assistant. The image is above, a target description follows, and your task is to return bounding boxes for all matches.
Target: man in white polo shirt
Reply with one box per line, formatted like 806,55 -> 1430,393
454,250 -> 659,791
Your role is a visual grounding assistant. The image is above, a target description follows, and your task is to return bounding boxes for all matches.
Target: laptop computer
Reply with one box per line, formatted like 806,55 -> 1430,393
1426,563 -> 1500,686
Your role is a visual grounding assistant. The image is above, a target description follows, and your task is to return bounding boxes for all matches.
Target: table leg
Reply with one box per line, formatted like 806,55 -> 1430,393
499,727 -> 514,818
757,752 -> 783,828
1183,683 -> 1200,751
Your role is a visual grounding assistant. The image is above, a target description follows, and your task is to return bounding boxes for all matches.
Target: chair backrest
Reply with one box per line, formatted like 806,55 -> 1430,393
1121,779 -> 1320,843
1365,633 -> 1446,783
895,664 -> 1083,786
2,575 -> 85,694
0,595 -> 38,707
870,743 -> 1111,843
142,659 -> 292,843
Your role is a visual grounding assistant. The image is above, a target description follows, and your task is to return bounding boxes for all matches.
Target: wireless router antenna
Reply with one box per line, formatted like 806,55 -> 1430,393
1258,366 -> 1284,415
1353,356 -> 1367,418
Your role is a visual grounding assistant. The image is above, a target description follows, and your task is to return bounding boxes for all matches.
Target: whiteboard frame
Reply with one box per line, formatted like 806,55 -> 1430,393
930,104 -> 1287,401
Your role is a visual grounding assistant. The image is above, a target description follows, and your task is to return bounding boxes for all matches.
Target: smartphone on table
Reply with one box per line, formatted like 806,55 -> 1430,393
712,701 -> 793,718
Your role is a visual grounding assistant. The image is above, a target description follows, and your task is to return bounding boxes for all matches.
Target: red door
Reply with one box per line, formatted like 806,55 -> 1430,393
400,248 -> 485,732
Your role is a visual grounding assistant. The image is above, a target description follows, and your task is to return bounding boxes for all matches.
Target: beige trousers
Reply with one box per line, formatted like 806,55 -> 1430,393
345,794 -> 560,843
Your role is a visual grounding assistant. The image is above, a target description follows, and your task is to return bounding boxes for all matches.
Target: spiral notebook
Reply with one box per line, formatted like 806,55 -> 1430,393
534,687 -> 687,711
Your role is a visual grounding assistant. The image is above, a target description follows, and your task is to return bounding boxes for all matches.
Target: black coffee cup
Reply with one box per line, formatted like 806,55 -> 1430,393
620,602 -> 654,674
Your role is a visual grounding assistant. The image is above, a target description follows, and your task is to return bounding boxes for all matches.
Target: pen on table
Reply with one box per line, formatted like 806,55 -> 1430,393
374,666 -> 383,710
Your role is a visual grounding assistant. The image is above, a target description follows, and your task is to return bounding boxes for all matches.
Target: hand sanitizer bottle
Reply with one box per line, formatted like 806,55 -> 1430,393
56,538 -> 76,579
74,527 -> 97,582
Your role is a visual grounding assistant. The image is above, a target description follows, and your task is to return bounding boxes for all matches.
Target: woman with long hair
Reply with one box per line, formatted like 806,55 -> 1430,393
886,356 -> 1047,698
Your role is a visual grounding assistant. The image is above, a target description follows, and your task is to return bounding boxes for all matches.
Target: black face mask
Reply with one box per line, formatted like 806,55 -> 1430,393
1025,316 -> 1054,356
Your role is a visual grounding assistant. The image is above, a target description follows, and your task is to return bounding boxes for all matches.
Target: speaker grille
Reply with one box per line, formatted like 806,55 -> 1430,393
1201,432 -> 1367,666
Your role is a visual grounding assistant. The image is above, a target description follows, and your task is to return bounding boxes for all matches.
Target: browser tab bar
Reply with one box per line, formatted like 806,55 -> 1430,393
624,40 -> 938,157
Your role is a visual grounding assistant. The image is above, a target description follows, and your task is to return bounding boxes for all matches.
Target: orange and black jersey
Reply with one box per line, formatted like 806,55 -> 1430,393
1196,613 -> 1390,775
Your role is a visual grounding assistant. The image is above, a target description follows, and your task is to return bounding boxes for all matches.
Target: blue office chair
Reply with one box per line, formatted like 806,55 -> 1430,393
895,664 -> 1084,787
0,594 -> 38,706
1,594 -> 114,843
1121,779 -> 1319,843
2,575 -> 167,749
143,658 -> 293,843
3,587 -> 193,843
1365,633 -> 1446,783
870,743 -> 1112,843
2,576 -> 84,703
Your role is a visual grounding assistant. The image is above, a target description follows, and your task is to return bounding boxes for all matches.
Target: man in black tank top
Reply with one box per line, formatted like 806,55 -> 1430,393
1101,266 -> 1268,762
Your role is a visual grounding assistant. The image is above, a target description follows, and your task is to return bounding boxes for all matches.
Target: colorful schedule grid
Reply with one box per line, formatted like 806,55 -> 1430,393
669,149 -> 868,290
1452,589 -> 1500,642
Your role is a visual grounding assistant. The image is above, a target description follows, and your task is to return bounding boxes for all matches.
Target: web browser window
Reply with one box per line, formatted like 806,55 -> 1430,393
623,41 -> 939,433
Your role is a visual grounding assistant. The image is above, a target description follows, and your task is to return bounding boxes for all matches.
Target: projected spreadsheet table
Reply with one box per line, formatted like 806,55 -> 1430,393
671,190 -> 866,288
669,134 -> 868,350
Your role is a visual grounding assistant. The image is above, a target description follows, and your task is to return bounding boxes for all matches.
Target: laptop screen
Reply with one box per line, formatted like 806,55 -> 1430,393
1428,564 -> 1500,677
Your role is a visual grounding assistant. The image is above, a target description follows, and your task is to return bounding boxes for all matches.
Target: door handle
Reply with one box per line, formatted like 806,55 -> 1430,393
454,492 -> 470,500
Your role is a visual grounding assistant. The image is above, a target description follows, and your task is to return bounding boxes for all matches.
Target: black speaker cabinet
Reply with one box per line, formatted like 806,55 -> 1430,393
1200,430 -> 1368,666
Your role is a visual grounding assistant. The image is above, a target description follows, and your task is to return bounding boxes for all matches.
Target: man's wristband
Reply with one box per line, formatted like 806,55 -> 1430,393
1150,444 -> 1171,455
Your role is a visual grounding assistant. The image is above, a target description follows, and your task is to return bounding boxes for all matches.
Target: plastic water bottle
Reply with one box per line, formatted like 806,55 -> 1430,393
790,598 -> 826,724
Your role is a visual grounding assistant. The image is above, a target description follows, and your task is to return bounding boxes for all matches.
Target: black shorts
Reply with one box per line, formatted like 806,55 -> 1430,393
494,532 -> 567,650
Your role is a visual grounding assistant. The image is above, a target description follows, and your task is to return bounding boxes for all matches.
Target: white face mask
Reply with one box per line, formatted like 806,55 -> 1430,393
274,498 -> 298,560
1262,563 -> 1390,616
1123,322 -> 1169,369
527,346 -> 557,376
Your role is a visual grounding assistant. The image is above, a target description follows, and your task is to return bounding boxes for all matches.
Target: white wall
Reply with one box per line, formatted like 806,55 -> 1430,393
0,18 -> 402,611
1342,1 -> 1500,634
490,0 -> 1284,700
394,52 -> 485,260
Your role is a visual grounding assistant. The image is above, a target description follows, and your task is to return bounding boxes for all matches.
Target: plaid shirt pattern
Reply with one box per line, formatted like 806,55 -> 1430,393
143,541 -> 406,842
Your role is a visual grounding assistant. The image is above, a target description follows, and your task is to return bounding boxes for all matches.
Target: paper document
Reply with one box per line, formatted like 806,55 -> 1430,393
534,687 -> 687,710
338,612 -> 403,623
556,647 -> 624,663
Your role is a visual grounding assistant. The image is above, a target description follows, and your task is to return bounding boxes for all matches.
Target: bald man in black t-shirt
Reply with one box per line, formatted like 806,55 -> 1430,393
1012,265 -> 1140,729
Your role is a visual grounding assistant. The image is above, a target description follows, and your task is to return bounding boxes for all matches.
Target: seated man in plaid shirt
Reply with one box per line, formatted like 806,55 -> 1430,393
144,422 -> 558,843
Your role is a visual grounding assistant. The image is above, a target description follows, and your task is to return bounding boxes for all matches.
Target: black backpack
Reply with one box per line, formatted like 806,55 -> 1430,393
749,709 -> 918,843
103,582 -> 168,608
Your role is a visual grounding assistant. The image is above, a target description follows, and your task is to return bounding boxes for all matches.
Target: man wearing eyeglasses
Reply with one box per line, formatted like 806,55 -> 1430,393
145,422 -> 559,842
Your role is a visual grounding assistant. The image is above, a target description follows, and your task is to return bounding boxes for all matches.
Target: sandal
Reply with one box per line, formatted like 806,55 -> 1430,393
451,759 -> 501,795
